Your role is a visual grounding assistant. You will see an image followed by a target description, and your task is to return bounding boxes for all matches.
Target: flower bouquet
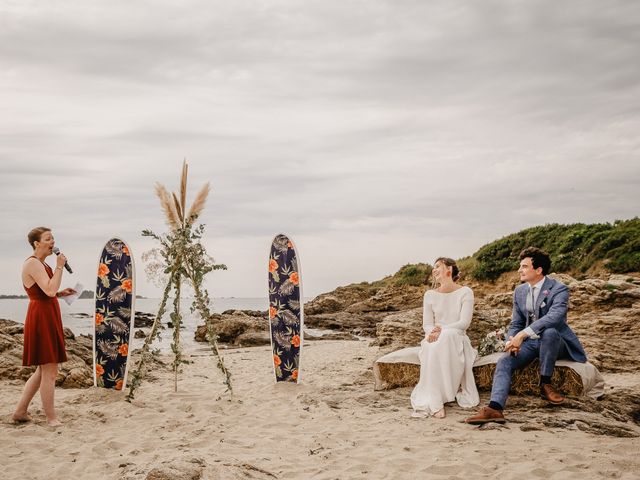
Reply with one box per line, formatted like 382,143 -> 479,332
478,326 -> 507,356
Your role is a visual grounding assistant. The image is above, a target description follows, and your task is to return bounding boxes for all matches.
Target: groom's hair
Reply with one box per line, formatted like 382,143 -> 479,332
519,247 -> 551,275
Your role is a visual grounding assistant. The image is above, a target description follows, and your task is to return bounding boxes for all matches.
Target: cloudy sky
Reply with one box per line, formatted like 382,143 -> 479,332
1,0 -> 639,298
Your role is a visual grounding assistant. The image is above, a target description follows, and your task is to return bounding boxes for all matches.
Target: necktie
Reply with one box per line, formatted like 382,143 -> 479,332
526,286 -> 536,325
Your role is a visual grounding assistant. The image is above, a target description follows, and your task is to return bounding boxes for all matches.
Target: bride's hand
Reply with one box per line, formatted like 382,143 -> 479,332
427,326 -> 441,343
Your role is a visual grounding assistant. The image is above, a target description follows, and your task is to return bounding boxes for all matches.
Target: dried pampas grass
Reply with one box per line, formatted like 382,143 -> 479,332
172,192 -> 184,223
155,160 -> 211,230
155,183 -> 180,230
180,160 -> 188,219
187,182 -> 210,222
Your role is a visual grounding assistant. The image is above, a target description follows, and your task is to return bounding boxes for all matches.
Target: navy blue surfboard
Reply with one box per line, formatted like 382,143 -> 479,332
93,238 -> 135,390
268,234 -> 303,383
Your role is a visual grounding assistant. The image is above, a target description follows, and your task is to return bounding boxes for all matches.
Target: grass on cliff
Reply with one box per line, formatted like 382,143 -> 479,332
348,263 -> 433,290
470,218 -> 640,281
345,218 -> 639,290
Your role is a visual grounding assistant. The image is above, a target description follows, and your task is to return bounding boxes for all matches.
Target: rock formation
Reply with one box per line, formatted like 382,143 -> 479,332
0,318 -> 94,388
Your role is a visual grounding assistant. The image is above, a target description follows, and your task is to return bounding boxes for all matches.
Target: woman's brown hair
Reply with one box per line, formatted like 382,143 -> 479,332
434,257 -> 460,282
27,227 -> 51,249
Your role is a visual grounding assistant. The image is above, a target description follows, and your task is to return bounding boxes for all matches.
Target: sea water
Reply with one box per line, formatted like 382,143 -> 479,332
0,297 -> 270,353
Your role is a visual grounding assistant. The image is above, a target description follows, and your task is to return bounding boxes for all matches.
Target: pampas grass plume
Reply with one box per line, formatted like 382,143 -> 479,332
155,183 -> 180,230
187,182 -> 210,222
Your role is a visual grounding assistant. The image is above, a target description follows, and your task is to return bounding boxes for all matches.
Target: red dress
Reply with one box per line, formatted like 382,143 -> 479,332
22,257 -> 68,366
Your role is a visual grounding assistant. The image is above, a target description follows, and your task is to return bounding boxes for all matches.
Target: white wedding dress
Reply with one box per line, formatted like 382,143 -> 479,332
410,287 -> 479,415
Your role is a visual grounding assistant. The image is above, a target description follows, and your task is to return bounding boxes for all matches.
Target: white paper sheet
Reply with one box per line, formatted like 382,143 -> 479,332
62,282 -> 84,305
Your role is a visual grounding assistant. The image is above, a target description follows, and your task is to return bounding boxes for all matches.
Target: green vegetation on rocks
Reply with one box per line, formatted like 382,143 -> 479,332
391,263 -> 433,286
348,263 -> 433,290
351,218 -> 639,287
470,218 -> 640,281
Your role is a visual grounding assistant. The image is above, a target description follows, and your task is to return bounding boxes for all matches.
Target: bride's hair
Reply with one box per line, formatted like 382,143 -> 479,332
433,257 -> 460,283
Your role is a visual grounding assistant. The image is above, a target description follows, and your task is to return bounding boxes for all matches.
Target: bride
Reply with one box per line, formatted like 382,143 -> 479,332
410,257 -> 479,418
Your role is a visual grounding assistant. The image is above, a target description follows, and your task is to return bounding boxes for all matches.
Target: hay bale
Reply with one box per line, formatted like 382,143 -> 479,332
375,359 -> 584,396
473,360 -> 584,396
375,362 -> 420,389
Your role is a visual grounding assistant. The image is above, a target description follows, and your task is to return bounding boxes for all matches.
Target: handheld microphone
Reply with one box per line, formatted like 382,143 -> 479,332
52,247 -> 73,274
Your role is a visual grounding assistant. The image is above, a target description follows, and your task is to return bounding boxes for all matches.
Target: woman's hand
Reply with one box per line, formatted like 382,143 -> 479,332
55,252 -> 67,270
427,325 -> 442,343
57,287 -> 76,297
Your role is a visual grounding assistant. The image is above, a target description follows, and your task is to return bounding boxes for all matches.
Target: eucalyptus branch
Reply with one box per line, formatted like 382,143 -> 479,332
126,273 -> 174,402
141,229 -> 161,241
171,266 -> 184,393
185,260 -> 233,394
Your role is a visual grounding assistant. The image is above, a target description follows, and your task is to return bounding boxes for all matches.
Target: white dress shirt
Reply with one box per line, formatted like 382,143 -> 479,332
522,276 -> 546,339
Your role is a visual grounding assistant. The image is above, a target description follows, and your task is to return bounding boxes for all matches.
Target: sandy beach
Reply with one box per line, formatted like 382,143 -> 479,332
2,339 -> 639,480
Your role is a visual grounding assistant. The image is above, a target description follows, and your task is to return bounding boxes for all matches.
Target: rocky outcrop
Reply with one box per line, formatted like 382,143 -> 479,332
373,308 -> 423,348
306,283 -> 424,315
345,284 -> 424,313
0,318 -> 94,388
193,309 -> 366,346
304,285 -> 377,315
194,310 -> 270,347
305,311 -> 387,337
134,311 -> 157,328
303,282 -> 425,340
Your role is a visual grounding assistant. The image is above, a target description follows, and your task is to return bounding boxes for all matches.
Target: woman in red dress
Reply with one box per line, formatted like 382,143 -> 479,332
12,227 -> 75,427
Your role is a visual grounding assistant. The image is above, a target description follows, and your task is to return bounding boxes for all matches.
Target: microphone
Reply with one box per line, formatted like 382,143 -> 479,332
52,247 -> 73,273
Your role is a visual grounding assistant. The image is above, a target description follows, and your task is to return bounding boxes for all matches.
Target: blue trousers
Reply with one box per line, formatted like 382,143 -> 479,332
490,328 -> 569,408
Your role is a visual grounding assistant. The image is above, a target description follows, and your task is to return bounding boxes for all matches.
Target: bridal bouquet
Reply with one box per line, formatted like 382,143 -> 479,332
478,326 -> 507,356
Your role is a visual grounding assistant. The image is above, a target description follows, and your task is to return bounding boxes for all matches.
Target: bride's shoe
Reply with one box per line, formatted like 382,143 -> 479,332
411,410 -> 428,418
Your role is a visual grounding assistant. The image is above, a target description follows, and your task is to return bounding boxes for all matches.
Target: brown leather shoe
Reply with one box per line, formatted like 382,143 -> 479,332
540,384 -> 565,404
464,406 -> 506,425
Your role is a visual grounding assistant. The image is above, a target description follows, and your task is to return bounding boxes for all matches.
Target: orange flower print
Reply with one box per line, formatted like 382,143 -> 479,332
122,246 -> 130,256
98,263 -> 109,278
289,272 -> 299,286
115,379 -> 123,390
269,306 -> 277,319
95,364 -> 104,376
291,369 -> 298,381
118,343 -> 129,356
269,259 -> 278,273
95,313 -> 104,326
273,354 -> 282,367
121,279 -> 132,293
291,334 -> 301,348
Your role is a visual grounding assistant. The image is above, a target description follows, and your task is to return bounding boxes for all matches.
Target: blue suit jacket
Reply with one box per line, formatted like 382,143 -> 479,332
507,277 -> 587,363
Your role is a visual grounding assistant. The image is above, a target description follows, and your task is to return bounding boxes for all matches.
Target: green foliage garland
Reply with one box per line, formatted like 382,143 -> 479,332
126,161 -> 230,400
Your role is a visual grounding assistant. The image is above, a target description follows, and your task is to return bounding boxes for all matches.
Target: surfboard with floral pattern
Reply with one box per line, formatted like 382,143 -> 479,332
93,238 -> 135,390
268,234 -> 303,383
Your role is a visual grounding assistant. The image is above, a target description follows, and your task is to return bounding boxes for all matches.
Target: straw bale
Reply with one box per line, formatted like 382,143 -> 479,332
473,360 -> 583,396
375,359 -> 584,396
376,362 -> 420,389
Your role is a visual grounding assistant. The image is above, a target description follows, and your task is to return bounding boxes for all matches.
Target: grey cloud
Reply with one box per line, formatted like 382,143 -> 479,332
0,1 -> 639,296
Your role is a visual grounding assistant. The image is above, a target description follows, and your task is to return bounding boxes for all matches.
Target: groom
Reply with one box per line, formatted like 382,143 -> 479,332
465,247 -> 587,424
